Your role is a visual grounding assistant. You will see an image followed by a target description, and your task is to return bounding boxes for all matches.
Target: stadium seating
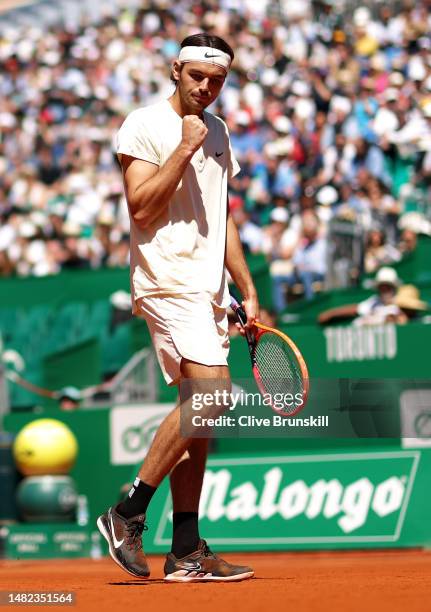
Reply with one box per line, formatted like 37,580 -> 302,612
1,298 -> 138,407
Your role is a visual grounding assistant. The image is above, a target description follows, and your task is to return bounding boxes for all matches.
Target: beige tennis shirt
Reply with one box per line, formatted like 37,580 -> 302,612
116,99 -> 240,313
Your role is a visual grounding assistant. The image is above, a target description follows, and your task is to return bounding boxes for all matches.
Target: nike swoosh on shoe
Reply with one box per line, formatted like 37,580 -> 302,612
110,513 -> 125,548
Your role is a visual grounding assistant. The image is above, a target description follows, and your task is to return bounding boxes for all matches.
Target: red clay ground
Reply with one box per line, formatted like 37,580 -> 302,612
1,550 -> 431,612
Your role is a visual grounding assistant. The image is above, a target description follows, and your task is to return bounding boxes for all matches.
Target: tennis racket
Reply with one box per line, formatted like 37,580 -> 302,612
230,295 -> 309,416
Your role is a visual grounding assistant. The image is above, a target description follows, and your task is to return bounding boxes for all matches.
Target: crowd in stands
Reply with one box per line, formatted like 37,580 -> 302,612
1,0 -> 431,312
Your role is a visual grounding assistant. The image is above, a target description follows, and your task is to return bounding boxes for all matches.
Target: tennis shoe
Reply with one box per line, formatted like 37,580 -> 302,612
97,504 -> 150,578
164,539 -> 254,582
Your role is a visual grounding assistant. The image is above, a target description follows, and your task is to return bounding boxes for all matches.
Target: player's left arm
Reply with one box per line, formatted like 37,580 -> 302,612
225,202 -> 259,327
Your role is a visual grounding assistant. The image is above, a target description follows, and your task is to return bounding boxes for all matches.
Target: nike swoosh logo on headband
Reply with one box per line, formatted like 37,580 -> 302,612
204,52 -> 221,58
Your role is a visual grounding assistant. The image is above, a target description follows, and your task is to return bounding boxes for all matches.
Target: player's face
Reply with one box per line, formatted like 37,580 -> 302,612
176,61 -> 227,112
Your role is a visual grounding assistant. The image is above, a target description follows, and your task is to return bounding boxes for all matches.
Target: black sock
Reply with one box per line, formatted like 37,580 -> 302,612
171,512 -> 200,558
117,478 -> 157,519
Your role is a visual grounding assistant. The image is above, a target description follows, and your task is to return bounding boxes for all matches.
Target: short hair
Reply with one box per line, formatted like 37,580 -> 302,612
170,33 -> 234,83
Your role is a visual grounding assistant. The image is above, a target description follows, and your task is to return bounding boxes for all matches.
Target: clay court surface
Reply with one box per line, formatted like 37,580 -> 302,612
2,550 -> 431,612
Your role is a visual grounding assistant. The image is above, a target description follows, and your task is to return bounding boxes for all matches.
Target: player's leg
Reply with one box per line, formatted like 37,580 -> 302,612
96,363 -> 227,578
98,293 -> 238,579
129,365 -> 226,488
163,359 -> 254,583
96,399 -> 196,578
169,437 -> 209,557
168,358 -> 226,558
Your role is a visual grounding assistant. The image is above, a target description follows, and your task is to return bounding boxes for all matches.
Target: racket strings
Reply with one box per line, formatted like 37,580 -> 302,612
254,331 -> 305,415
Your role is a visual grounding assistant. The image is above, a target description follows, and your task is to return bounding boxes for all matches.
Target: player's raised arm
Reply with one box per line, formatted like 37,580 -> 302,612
120,115 -> 207,230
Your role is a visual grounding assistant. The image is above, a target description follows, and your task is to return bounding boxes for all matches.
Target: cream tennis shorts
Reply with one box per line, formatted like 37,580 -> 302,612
136,293 -> 229,385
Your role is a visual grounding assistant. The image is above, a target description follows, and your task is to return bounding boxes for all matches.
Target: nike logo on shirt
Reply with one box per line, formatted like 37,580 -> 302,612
215,152 -> 223,157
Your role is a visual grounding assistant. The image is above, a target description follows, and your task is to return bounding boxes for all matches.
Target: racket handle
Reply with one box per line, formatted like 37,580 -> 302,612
230,293 -> 247,327
230,293 -> 256,350
230,295 -> 241,310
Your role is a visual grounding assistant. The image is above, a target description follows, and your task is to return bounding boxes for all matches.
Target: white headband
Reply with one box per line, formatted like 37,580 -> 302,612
178,46 -> 231,72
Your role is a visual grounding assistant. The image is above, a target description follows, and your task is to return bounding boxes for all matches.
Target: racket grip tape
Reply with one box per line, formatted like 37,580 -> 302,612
230,293 -> 257,350
230,294 -> 247,327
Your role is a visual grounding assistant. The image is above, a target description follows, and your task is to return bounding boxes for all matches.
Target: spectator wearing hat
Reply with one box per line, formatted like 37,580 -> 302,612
58,386 -> 81,411
318,266 -> 406,325
262,206 -> 291,257
373,89 -> 400,141
395,284 -> 429,320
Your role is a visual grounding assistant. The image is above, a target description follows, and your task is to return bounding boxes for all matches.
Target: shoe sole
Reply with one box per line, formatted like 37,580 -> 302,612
96,515 -> 150,579
164,570 -> 254,583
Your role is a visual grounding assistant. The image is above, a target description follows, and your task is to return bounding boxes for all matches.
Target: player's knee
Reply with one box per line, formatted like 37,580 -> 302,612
179,376 -> 232,418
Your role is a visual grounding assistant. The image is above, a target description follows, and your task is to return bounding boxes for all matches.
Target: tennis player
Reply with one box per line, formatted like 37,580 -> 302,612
97,33 -> 259,582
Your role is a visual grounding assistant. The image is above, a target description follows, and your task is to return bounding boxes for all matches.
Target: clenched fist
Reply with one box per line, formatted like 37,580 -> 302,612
181,115 -> 208,153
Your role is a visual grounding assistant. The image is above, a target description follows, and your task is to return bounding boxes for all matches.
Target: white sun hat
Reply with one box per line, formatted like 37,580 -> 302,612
375,267 -> 400,287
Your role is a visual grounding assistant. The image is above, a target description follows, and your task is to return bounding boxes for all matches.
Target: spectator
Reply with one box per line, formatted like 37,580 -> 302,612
58,386 -> 81,411
272,211 -> 327,313
364,227 -> 401,274
318,267 -> 407,326
398,228 -> 418,255
230,204 -> 264,255
395,284 -> 429,320
261,206 -> 290,259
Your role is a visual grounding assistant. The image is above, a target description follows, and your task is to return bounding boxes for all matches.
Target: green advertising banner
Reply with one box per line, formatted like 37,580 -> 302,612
0,524 -> 101,560
4,409 -> 431,556
148,449 -> 431,552
248,322 -> 431,380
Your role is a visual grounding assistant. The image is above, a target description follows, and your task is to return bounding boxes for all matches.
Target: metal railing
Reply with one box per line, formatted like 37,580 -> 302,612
83,348 -> 158,408
326,219 -> 365,289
